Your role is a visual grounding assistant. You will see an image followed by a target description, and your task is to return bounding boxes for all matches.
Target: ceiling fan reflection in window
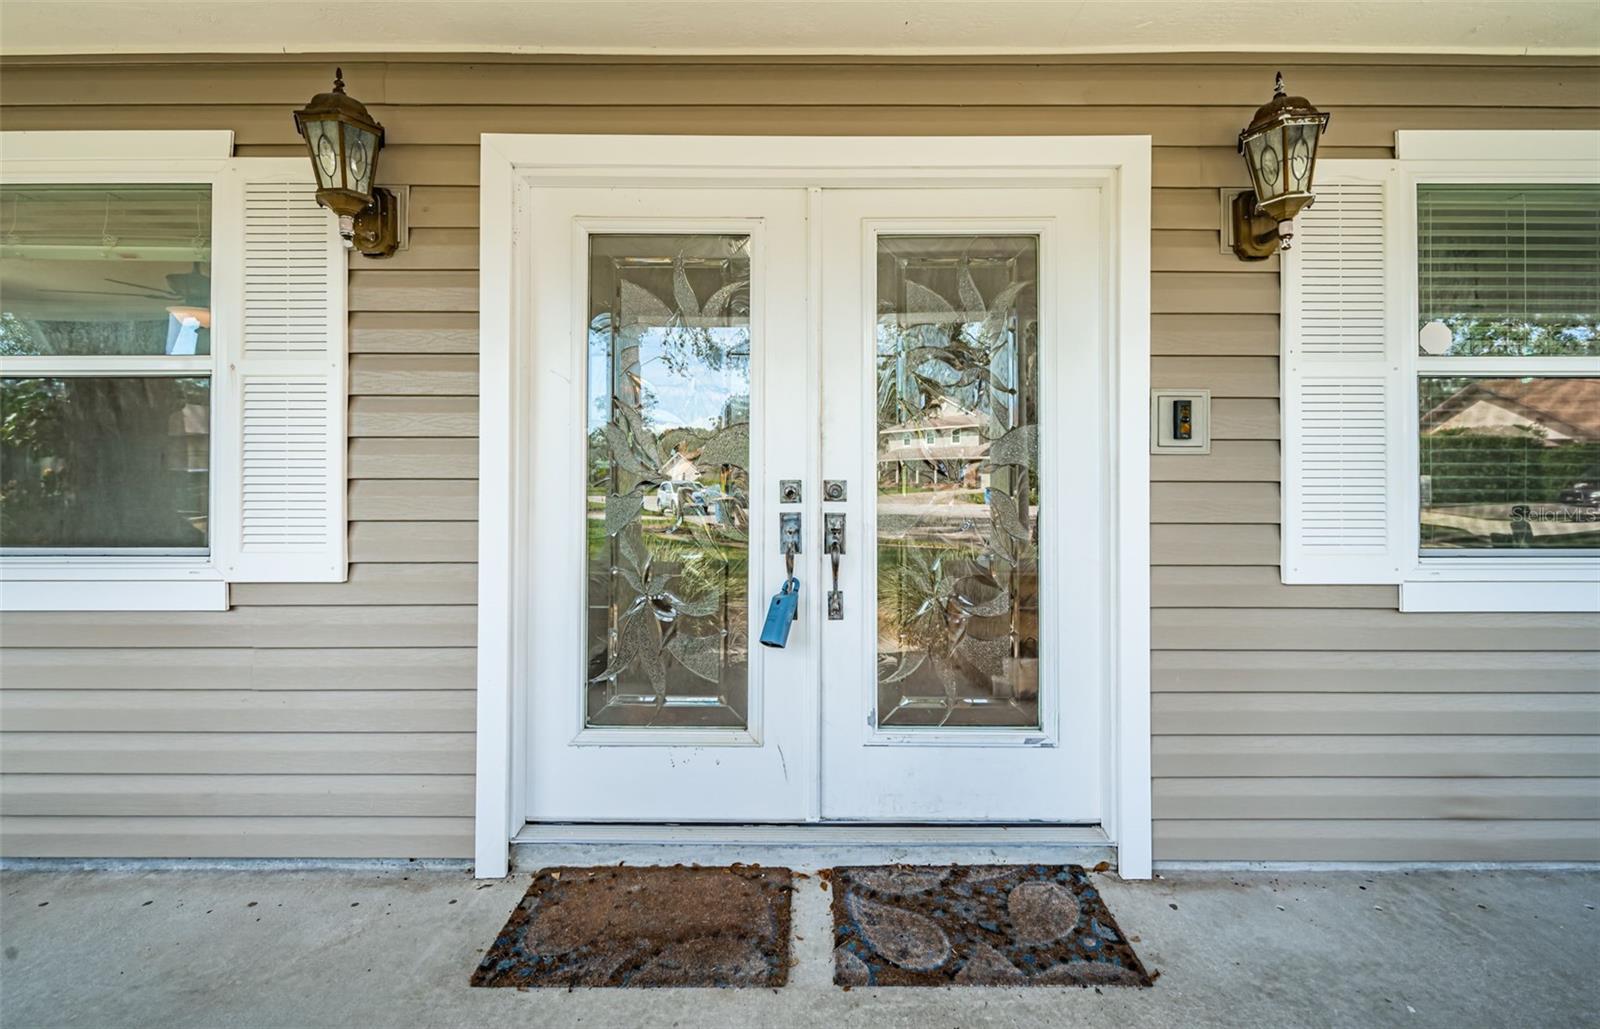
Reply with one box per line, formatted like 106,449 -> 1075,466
38,262 -> 212,355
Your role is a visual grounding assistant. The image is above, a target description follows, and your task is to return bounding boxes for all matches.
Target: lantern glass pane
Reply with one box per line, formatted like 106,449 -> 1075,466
1287,121 -> 1319,194
1245,131 -> 1283,201
344,125 -> 378,198
303,118 -> 342,190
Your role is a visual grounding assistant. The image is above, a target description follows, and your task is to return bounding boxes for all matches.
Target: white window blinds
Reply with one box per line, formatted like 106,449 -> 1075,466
1417,184 -> 1600,355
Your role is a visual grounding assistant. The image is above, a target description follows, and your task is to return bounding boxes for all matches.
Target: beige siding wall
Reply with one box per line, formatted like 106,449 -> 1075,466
2,54 -> 1597,861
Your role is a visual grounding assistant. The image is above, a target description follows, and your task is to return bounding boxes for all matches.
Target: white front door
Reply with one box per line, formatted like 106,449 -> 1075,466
525,184 -> 1103,825
817,189 -> 1103,822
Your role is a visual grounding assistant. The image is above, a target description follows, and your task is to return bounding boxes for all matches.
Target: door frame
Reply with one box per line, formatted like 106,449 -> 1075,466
475,134 -> 1153,879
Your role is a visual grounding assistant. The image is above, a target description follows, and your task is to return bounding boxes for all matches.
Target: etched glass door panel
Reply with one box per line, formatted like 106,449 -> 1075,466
875,235 -> 1042,729
585,234 -> 752,728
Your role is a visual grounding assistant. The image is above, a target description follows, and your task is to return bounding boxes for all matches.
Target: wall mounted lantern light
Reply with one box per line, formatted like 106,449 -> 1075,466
293,68 -> 399,257
1230,72 -> 1331,261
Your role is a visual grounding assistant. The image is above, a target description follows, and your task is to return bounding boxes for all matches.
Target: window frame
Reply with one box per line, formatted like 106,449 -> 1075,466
1391,155 -> 1600,610
0,131 -> 236,610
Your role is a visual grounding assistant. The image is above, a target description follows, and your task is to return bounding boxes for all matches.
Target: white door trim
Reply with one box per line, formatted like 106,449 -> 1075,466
476,134 -> 1152,879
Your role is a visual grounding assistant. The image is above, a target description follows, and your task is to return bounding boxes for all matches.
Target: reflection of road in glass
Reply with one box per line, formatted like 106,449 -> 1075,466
876,485 -> 1040,729
1422,502 -> 1600,549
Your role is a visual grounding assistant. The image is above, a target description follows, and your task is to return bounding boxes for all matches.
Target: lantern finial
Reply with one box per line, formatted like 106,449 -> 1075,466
1273,71 -> 1285,97
333,68 -> 346,94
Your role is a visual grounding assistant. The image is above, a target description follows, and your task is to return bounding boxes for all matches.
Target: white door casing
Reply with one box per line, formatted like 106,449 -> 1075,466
477,136 -> 1152,878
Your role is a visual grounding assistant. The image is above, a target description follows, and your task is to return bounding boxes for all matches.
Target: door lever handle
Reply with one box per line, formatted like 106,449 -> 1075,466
824,512 -> 845,620
762,513 -> 803,649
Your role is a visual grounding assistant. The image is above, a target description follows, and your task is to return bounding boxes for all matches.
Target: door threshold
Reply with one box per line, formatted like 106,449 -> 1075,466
511,823 -> 1116,873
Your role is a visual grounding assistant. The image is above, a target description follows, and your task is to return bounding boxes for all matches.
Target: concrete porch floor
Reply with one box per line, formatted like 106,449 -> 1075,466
1,866 -> 1595,1028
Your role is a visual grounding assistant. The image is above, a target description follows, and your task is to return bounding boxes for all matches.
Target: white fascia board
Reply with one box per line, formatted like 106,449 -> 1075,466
1396,130 -> 1600,161
0,131 -> 235,162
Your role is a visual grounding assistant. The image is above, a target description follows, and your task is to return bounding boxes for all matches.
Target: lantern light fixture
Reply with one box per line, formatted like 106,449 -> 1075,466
292,68 -> 399,258
1230,72 -> 1331,261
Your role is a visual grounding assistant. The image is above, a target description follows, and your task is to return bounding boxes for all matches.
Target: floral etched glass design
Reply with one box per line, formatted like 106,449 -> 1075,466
585,235 -> 752,728
875,235 -> 1042,728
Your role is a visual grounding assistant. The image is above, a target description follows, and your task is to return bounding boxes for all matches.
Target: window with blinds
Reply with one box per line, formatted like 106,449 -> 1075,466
0,184 -> 215,553
1416,181 -> 1600,554
1416,183 -> 1600,358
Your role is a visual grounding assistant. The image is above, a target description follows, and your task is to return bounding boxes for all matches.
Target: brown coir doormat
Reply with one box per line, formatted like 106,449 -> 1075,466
471,865 -> 792,988
829,864 -> 1152,987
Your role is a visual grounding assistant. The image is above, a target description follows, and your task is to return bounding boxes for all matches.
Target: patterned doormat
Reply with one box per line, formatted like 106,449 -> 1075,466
471,865 -> 792,988
829,864 -> 1152,987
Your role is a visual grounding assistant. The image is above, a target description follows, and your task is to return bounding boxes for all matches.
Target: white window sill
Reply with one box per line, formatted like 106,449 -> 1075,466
1401,578 -> 1600,613
0,560 -> 228,611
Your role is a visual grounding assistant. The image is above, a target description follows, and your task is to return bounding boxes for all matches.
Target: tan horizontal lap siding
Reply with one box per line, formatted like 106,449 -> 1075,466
2,62 -> 482,857
1,54 -> 1598,862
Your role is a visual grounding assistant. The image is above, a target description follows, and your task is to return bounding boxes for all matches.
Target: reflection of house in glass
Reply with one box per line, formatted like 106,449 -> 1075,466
1423,378 -> 1600,441
877,398 -> 992,490
657,449 -> 700,484
1419,377 -> 1600,549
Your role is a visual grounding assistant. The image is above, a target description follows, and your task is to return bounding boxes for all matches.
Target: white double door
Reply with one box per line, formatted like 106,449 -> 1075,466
525,184 -> 1104,825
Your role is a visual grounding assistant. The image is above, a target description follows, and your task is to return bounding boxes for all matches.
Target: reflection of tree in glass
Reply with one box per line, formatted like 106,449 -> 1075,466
1433,317 -> 1598,358
874,250 -> 1040,725
619,258 -> 750,377
587,248 -> 753,725
1,377 -> 208,547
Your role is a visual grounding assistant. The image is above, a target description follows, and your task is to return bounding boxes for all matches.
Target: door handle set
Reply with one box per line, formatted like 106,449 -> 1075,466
761,513 -> 803,649
824,513 -> 845,620
761,485 -> 847,647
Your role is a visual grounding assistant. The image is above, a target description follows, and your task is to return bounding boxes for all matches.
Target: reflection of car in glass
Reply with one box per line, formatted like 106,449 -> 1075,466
691,485 -> 734,523
1559,478 -> 1600,508
652,480 -> 699,514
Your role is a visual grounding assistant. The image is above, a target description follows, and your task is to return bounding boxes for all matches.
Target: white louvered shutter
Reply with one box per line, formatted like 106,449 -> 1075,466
214,159 -> 348,582
1280,166 -> 1407,584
